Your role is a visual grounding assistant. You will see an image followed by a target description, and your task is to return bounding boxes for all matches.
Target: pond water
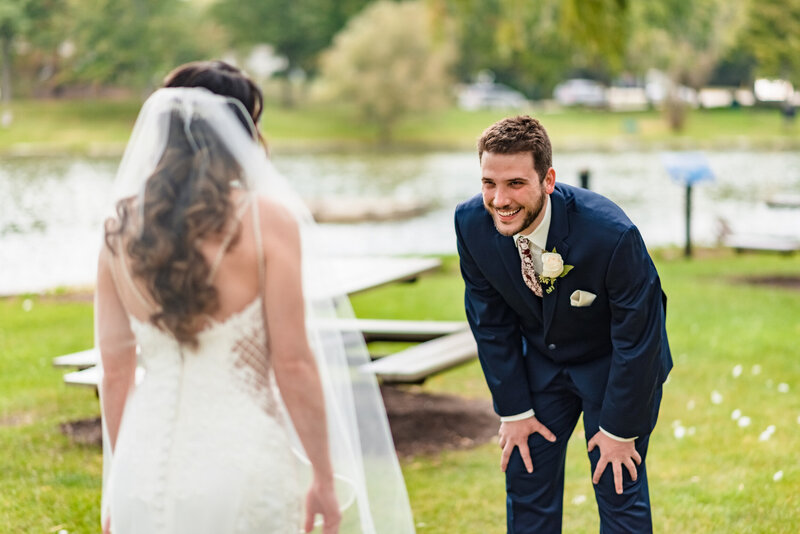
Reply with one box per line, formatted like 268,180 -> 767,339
2,150 -> 799,295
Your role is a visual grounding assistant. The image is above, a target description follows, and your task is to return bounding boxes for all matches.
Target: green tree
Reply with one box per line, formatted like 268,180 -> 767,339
560,0 -> 630,71
67,0 -> 216,91
740,0 -> 800,85
317,0 -> 455,142
432,0 -> 574,97
431,0 -> 629,98
627,0 -> 749,130
0,0 -> 65,103
211,0 -> 373,105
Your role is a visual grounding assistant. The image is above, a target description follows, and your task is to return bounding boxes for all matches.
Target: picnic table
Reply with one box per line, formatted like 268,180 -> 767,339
56,256 -> 476,387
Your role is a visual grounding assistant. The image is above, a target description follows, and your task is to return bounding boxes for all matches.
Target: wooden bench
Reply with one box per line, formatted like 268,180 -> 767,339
328,318 -> 468,342
56,319 -> 471,388
53,319 -> 467,370
53,348 -> 99,369
724,234 -> 800,255
360,329 -> 477,384
63,365 -> 145,388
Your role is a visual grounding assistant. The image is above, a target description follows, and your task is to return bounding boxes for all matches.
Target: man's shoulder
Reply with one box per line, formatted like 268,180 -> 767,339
455,193 -> 484,216
556,183 -> 635,235
455,193 -> 489,228
455,193 -> 495,243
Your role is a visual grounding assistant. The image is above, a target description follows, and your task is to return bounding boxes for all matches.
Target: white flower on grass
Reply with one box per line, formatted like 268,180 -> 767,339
22,298 -> 33,312
751,365 -> 762,375
673,426 -> 687,439
731,409 -> 742,420
738,416 -> 751,428
773,471 -> 783,482
732,364 -> 743,378
686,400 -> 696,411
760,425 -> 776,441
777,383 -> 790,393
571,495 -> 587,505
711,391 -> 723,405
58,530 -> 68,534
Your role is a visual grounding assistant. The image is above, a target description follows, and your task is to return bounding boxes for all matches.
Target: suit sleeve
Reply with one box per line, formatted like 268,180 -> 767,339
599,226 -> 667,438
455,211 -> 533,417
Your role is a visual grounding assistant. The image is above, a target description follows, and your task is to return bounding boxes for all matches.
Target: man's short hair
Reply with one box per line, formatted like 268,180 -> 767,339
478,115 -> 552,181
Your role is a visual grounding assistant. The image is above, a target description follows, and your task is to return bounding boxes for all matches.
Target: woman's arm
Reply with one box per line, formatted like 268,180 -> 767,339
258,198 -> 340,533
95,246 -> 137,450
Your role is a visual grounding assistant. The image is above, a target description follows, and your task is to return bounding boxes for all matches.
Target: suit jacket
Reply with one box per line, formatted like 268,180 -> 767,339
455,183 -> 672,438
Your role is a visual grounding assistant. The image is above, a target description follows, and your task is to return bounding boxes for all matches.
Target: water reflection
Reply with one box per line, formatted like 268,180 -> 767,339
1,150 -> 799,294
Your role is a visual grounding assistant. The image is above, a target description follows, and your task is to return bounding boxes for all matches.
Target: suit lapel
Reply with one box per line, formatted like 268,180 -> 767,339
496,232 -> 544,321
542,188 -> 571,335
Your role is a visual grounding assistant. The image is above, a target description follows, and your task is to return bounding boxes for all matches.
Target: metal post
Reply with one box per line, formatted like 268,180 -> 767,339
685,183 -> 693,258
579,169 -> 590,190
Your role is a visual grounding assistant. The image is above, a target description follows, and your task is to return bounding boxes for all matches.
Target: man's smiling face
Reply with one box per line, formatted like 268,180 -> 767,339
480,151 -> 555,236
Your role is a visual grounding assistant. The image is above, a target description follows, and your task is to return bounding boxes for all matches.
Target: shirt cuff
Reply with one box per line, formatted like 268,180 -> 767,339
500,409 -> 535,422
599,426 -> 637,442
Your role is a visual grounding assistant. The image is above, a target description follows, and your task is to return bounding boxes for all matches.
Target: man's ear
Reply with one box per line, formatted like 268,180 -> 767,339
543,168 -> 556,194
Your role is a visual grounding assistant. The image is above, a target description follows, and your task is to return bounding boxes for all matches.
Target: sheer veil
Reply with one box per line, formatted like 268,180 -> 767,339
97,87 -> 415,533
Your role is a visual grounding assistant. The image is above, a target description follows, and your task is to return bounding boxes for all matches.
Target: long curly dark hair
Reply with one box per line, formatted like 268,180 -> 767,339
105,61 -> 264,348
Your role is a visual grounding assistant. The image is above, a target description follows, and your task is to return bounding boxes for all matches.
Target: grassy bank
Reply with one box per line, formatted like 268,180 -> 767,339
1,251 -> 799,532
0,98 -> 798,156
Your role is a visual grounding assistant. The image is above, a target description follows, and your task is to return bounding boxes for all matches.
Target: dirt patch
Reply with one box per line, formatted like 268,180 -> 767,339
738,275 -> 800,290
59,387 -> 499,457
60,417 -> 103,446
0,413 -> 35,427
382,385 -> 498,457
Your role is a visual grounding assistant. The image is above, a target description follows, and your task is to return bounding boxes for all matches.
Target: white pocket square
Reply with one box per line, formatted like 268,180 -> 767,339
570,290 -> 596,307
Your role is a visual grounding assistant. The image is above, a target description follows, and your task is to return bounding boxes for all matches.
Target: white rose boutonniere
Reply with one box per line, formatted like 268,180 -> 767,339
539,248 -> 573,294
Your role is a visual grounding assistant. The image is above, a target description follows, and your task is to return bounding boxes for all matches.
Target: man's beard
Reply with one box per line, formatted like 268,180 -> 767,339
486,191 -> 546,236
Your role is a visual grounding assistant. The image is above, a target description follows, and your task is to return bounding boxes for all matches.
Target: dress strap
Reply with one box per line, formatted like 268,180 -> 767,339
206,197 -> 253,284
251,195 -> 265,293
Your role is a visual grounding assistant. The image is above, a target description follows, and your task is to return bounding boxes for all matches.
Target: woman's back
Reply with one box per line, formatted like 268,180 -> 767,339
105,194 -> 303,533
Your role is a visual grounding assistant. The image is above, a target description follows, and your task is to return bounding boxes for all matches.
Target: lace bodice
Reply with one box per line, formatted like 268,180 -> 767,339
129,296 -> 280,418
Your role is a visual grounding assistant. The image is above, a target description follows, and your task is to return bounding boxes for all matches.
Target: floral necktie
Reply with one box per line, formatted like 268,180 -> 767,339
517,236 -> 543,297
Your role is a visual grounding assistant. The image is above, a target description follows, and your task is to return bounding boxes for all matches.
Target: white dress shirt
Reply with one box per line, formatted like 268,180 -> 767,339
500,195 -> 634,442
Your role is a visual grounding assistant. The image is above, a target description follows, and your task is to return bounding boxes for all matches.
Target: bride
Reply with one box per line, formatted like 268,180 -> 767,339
95,61 -> 415,533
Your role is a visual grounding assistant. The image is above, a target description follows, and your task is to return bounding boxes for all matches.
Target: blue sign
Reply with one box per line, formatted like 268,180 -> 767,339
661,152 -> 715,186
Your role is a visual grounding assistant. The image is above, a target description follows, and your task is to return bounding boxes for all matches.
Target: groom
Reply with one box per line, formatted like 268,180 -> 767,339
455,115 -> 672,533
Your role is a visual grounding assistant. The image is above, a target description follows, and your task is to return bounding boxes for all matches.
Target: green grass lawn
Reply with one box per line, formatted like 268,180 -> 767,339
1,98 -> 798,155
1,251 -> 799,532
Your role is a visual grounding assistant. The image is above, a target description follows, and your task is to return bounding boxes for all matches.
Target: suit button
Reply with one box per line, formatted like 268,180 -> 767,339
548,343 -> 556,350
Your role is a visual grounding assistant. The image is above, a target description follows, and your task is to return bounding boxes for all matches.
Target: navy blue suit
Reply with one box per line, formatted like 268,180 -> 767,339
455,184 -> 672,533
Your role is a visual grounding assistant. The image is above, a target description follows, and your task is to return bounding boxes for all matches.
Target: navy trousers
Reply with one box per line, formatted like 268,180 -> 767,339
505,370 -> 656,534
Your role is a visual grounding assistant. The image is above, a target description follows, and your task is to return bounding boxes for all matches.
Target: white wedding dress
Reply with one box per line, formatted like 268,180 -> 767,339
100,86 -> 417,534
106,198 -> 302,533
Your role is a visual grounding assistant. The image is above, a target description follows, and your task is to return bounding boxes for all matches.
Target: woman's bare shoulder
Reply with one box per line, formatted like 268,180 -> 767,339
254,195 -> 299,232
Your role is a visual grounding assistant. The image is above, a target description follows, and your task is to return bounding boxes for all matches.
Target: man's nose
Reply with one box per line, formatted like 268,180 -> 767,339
493,186 -> 511,207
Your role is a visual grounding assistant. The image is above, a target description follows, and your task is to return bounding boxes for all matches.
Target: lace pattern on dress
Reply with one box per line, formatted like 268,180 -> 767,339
230,316 -> 279,417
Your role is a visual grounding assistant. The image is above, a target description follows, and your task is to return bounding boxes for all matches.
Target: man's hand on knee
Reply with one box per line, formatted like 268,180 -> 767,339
587,431 -> 642,495
498,417 -> 556,473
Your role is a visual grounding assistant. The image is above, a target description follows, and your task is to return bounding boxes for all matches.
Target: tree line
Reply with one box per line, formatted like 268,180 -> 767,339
1,0 -> 798,137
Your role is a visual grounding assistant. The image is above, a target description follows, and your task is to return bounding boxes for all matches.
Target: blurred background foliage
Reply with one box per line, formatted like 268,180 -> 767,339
0,0 -> 799,137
